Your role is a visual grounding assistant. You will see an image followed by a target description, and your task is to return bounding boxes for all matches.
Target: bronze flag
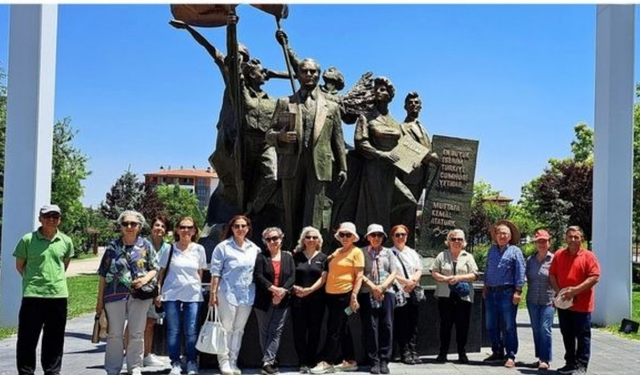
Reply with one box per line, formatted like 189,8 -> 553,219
250,4 -> 289,20
170,4 -> 238,27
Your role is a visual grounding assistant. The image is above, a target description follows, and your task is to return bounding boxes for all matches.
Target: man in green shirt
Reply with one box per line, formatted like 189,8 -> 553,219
13,204 -> 74,375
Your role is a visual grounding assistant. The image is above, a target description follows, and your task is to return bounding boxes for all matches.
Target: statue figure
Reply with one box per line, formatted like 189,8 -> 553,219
354,76 -> 417,234
266,58 -> 348,249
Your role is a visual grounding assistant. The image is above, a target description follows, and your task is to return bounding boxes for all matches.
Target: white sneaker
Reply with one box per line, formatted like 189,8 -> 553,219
187,361 -> 199,375
231,361 -> 241,375
220,360 -> 234,375
143,354 -> 165,367
130,368 -> 142,375
170,362 -> 183,375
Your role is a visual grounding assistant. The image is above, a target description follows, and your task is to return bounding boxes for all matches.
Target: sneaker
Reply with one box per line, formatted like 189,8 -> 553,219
411,352 -> 421,364
370,363 -> 380,374
435,354 -> 447,363
557,364 -> 577,374
220,360 -> 234,375
231,361 -> 242,375
538,362 -> 549,371
300,365 -> 310,373
504,358 -> 516,368
170,362 -> 182,375
336,360 -> 358,371
380,362 -> 390,374
187,361 -> 199,375
143,354 -> 165,367
261,363 -> 279,375
458,353 -> 469,364
310,361 -> 335,374
483,352 -> 505,363
130,368 -> 142,375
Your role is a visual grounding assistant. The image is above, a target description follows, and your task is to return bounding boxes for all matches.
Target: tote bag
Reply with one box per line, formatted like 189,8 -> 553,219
196,307 -> 228,354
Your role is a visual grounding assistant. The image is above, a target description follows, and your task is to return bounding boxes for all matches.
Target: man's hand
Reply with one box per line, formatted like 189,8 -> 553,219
338,171 -> 348,188
512,292 -> 522,305
561,286 -> 578,300
379,151 -> 399,164
227,13 -> 238,25
275,30 -> 288,46
278,130 -> 297,144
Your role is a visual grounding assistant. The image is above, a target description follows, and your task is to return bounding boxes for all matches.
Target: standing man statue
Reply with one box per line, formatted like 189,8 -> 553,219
13,204 -> 75,375
266,58 -> 348,249
482,220 -> 525,368
549,226 -> 600,374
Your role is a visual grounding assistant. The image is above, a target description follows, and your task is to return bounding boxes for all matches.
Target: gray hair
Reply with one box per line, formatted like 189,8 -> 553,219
117,210 -> 146,227
262,227 -> 284,244
445,229 -> 467,248
295,226 -> 323,252
566,225 -> 584,237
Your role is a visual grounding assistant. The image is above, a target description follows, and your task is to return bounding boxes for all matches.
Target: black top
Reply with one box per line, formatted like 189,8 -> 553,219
293,250 -> 327,302
253,250 -> 296,311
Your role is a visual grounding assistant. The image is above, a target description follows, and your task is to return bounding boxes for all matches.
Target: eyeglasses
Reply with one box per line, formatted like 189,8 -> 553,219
338,232 -> 353,238
393,233 -> 407,238
233,223 -> 248,229
305,236 -> 319,240
369,233 -> 384,238
121,221 -> 140,228
179,225 -> 194,230
42,214 -> 61,219
264,236 -> 281,243
450,237 -> 464,242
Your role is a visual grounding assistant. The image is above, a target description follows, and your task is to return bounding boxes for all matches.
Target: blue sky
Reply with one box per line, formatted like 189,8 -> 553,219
0,4 -> 635,207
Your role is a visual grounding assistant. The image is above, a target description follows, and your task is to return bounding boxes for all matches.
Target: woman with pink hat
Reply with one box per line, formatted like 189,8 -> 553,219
310,222 -> 364,374
526,229 -> 556,371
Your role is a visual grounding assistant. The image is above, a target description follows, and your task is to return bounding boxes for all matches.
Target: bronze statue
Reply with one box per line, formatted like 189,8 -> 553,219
266,58 -> 348,248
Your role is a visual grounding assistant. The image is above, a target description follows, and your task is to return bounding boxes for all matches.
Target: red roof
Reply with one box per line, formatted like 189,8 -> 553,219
144,169 -> 218,178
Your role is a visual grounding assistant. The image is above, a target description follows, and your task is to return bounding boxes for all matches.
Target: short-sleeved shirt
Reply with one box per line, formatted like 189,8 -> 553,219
526,252 -> 555,306
549,247 -> 600,313
325,247 -> 365,295
98,236 -> 158,304
210,237 -> 260,306
160,243 -> 207,302
150,239 -> 170,263
430,250 -> 478,303
360,246 -> 398,294
13,229 -> 75,298
485,244 -> 526,288
293,251 -> 327,301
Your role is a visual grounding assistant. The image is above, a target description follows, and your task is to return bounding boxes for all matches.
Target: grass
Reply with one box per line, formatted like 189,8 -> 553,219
601,284 -> 640,340
0,274 -> 99,340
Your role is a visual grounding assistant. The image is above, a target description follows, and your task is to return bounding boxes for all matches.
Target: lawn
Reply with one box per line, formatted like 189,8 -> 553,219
0,274 -> 99,340
602,284 -> 640,340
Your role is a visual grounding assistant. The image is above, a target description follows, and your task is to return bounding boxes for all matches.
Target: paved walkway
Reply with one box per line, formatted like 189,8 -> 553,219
0,310 -> 639,375
66,247 -> 104,277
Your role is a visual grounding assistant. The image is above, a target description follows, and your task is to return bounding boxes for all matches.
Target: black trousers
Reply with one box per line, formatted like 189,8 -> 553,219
394,299 -> 419,355
359,293 -> 395,365
437,295 -> 472,355
557,309 -> 592,368
292,296 -> 326,367
17,297 -> 68,375
321,292 -> 355,365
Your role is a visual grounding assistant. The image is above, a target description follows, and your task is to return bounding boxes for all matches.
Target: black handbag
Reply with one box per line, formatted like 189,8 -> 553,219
132,280 -> 159,300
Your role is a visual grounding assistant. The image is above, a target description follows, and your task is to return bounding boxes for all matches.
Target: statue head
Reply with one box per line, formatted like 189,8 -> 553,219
242,58 -> 265,86
404,91 -> 422,116
322,67 -> 345,92
373,76 -> 395,103
297,58 -> 321,91
238,44 -> 250,63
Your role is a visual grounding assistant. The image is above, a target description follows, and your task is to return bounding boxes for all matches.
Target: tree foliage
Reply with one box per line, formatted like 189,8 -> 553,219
156,183 -> 204,229
0,67 -> 6,229
100,170 -> 145,221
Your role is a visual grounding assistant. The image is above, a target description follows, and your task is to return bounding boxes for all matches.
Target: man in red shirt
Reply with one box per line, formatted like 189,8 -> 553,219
549,226 -> 600,375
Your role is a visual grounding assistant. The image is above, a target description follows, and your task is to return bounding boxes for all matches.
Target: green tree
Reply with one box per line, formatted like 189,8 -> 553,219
51,118 -> 92,246
100,170 -> 145,221
156,183 -> 204,229
0,67 -> 7,230
571,122 -> 594,163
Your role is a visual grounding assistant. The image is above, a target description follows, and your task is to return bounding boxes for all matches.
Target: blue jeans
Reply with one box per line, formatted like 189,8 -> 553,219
527,302 -> 555,362
484,288 -> 519,359
164,301 -> 201,364
557,309 -> 591,369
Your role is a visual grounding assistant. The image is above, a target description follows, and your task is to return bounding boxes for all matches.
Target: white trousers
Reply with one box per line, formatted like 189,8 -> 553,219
216,292 -> 253,366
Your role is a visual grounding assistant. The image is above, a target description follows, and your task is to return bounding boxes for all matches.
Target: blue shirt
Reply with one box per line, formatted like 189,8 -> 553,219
484,244 -> 525,288
210,237 -> 260,306
526,252 -> 555,305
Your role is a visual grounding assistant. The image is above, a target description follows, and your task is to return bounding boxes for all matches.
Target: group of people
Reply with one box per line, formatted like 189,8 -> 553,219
11,204 -> 601,375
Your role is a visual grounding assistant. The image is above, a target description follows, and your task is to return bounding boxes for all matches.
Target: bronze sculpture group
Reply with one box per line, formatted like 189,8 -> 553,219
170,7 -> 439,249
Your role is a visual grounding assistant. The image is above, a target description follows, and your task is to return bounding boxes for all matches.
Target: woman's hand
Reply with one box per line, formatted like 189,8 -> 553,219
372,286 -> 384,301
350,294 -> 360,312
95,300 -> 104,315
272,286 -> 287,299
209,292 -> 218,307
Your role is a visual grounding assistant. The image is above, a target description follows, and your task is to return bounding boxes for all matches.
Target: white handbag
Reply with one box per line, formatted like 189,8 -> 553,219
196,307 -> 228,354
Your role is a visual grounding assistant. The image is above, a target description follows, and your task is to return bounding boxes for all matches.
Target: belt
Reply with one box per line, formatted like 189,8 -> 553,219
486,285 -> 515,291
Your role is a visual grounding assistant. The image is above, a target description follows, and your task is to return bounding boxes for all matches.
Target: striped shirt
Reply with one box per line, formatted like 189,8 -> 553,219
526,252 -> 555,305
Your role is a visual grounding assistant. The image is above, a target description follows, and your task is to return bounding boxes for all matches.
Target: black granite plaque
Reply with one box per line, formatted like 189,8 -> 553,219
419,135 -> 479,259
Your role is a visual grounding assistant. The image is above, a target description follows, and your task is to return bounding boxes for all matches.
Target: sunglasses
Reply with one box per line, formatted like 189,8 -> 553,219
394,233 -> 407,238
179,225 -> 194,230
369,233 -> 384,238
450,237 -> 464,242
305,235 -> 319,240
42,214 -> 61,219
233,223 -> 248,229
338,232 -> 353,238
264,236 -> 281,243
121,221 -> 140,228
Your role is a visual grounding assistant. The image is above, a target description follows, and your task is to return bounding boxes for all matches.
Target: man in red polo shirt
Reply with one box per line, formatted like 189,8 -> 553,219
549,226 -> 600,375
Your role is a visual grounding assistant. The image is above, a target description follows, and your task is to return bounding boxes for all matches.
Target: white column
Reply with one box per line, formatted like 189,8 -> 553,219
592,4 -> 635,326
0,5 -> 58,328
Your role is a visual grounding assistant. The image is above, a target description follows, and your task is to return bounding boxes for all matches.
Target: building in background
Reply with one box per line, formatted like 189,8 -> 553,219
144,166 -> 219,210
